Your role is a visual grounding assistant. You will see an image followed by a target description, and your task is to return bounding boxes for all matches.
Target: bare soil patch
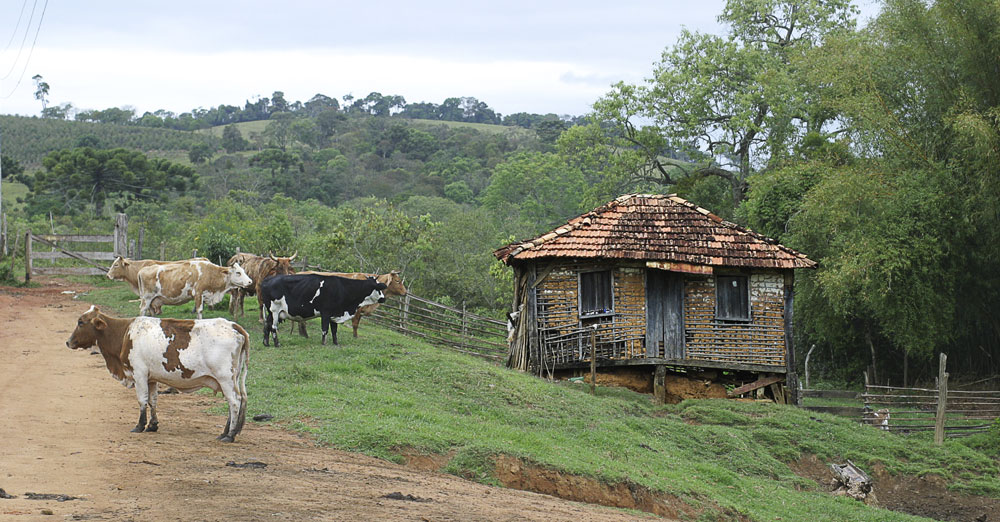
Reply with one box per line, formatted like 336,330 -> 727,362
0,279 -> 657,521
790,453 -> 1000,521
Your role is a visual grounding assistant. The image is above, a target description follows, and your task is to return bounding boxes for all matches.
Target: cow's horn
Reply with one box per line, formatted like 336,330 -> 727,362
268,251 -> 277,261
289,251 -> 298,261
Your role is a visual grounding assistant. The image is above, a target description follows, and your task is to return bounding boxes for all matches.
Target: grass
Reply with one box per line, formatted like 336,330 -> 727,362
72,276 -> 1000,521
197,120 -> 269,138
2,180 -> 28,212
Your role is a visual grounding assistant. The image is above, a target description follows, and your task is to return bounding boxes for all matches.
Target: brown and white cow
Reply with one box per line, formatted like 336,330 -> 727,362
137,259 -> 252,319
296,270 -> 406,338
66,306 -> 250,442
107,256 -> 207,297
227,252 -> 297,321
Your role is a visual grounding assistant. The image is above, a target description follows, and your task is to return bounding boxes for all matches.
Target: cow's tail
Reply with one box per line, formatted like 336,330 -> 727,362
232,327 -> 250,438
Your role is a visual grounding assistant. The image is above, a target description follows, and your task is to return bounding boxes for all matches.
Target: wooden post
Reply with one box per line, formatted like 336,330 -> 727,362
137,227 -> 144,259
654,365 -> 666,404
113,213 -> 128,258
935,353 -> 948,445
804,344 -> 816,390
159,241 -> 166,261
1,212 -> 6,258
129,240 -> 136,259
401,294 -> 410,330
192,249 -> 197,258
590,327 -> 597,395
461,301 -> 468,349
24,230 -> 32,282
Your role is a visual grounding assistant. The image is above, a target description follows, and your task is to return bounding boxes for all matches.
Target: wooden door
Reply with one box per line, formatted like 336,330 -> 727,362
645,269 -> 684,359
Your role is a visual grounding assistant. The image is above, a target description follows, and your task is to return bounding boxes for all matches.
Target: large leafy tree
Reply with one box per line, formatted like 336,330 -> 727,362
590,0 -> 857,204
758,0 -> 1000,382
28,147 -> 197,215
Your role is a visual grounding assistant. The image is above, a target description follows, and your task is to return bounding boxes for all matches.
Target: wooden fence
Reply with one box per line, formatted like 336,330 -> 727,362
364,293 -> 508,361
801,354 -> 999,443
25,213 -> 129,280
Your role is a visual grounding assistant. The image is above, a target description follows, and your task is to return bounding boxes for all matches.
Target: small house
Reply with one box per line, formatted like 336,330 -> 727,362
494,194 -> 816,403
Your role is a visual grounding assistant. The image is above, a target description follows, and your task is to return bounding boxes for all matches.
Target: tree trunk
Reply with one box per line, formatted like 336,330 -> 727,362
866,329 -> 878,385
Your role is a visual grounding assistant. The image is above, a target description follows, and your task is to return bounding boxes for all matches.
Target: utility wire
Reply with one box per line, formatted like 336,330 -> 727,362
0,0 -> 48,100
0,0 -> 30,56
0,0 -> 40,81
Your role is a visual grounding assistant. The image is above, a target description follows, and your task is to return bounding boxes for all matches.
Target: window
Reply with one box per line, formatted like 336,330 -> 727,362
579,270 -> 613,316
716,275 -> 749,321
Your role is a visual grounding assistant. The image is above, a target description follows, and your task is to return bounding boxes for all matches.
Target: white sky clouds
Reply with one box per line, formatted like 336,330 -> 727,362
0,1 -> 879,118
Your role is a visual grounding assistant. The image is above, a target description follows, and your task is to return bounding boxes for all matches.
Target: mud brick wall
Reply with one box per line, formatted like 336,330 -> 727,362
683,273 -> 786,366
535,263 -> 647,363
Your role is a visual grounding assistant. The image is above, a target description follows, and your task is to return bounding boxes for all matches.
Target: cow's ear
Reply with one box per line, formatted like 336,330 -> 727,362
93,317 -> 108,330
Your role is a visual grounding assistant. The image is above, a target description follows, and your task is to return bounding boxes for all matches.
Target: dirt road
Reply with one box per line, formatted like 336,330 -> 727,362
0,281 -> 654,521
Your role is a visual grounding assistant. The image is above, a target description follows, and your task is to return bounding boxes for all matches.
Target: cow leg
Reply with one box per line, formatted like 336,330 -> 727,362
352,314 -> 361,338
132,375 -> 150,432
331,322 -> 339,346
194,294 -> 204,320
320,315 -> 330,346
139,297 -> 152,317
145,381 -> 159,432
217,381 -> 244,443
288,321 -> 309,339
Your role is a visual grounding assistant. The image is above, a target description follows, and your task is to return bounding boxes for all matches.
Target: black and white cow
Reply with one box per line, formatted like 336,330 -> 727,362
260,273 -> 387,347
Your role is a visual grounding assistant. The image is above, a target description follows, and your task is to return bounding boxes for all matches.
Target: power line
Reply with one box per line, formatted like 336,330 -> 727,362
0,0 -> 48,100
0,0 -> 40,81
0,0 -> 31,57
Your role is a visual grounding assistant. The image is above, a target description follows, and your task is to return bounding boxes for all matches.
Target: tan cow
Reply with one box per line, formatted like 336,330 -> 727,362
137,259 -> 252,319
107,256 -> 207,296
226,252 -> 296,321
296,270 -> 406,338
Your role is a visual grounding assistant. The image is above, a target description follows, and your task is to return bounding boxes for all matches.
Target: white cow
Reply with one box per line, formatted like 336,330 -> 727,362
66,306 -> 250,442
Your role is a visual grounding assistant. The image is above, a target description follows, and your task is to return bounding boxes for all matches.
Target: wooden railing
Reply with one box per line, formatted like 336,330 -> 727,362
366,293 -> 508,361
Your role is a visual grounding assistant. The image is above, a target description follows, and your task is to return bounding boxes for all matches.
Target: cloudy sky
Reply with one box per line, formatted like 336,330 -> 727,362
0,1 -> 880,119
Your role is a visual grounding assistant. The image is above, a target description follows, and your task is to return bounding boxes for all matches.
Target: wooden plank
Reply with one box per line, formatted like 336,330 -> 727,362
31,251 -> 116,260
801,389 -> 861,399
728,374 -> 784,397
802,406 -> 865,417
36,234 -> 113,242
33,267 -> 106,276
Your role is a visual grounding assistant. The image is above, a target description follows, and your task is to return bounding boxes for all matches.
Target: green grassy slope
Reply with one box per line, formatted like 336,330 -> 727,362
76,277 -> 1000,521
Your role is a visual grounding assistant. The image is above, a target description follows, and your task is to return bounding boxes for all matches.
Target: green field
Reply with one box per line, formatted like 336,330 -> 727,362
1,180 -> 28,212
73,276 -> 1000,521
197,120 -> 269,138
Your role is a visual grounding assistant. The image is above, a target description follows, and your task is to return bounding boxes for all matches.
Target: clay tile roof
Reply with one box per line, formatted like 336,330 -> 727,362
493,194 -> 816,270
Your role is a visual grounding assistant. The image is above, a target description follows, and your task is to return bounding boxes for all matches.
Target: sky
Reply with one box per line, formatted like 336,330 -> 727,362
0,0 -> 882,119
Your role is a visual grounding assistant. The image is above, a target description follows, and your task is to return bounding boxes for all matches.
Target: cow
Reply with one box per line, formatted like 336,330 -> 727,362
297,270 -> 406,338
137,259 -> 252,319
107,256 -> 208,297
66,306 -> 249,442
260,273 -> 387,347
226,252 -> 297,321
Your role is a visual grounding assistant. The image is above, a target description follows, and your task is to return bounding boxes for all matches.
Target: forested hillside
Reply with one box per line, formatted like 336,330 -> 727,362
2,0 -> 999,390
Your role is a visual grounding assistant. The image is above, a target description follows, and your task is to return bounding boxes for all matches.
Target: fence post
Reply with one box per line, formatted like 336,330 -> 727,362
24,230 -> 32,282
590,327 -> 597,395
1,212 -> 6,257
129,240 -> 136,259
113,213 -> 128,258
401,294 -> 410,330
461,301 -> 468,349
159,241 -> 166,261
935,353 -> 948,445
137,227 -> 144,259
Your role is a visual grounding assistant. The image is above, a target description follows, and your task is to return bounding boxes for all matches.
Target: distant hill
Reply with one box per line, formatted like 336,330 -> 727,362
0,115 -> 215,168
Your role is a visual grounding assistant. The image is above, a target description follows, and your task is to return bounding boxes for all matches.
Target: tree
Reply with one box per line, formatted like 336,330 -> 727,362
28,147 -> 197,215
591,0 -> 857,204
41,102 -> 72,120
32,74 -> 50,111
188,143 -> 214,164
221,124 -> 247,153
480,152 -> 587,229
